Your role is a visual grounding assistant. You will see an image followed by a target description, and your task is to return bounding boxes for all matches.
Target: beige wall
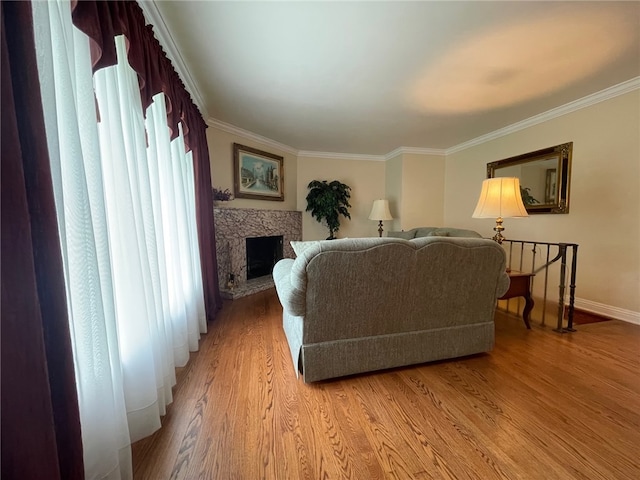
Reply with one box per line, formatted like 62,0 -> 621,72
385,153 -> 403,231
383,153 -> 446,231
207,92 -> 639,319
400,154 -> 445,229
444,90 -> 640,315
206,126 -> 298,211
297,156 -> 386,240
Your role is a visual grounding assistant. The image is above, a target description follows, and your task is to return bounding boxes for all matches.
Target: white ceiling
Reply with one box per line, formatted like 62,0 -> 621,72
147,1 -> 640,155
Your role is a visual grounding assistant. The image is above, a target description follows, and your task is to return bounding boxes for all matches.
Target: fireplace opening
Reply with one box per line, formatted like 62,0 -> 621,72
246,235 -> 283,280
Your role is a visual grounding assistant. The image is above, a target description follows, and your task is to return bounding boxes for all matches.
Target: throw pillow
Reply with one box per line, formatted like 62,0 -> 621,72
428,229 -> 451,237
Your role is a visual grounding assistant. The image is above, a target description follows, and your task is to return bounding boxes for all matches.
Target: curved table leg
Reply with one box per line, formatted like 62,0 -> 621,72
522,294 -> 534,329
500,272 -> 535,329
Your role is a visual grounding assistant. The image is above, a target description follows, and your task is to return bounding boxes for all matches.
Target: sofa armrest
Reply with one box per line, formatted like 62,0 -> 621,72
496,271 -> 510,298
273,259 -> 306,317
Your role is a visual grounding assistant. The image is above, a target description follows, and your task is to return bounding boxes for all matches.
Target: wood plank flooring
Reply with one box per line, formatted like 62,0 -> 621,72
131,288 -> 640,479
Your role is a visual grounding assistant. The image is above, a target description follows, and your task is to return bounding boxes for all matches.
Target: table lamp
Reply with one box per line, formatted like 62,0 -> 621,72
368,199 -> 393,237
472,177 -> 528,244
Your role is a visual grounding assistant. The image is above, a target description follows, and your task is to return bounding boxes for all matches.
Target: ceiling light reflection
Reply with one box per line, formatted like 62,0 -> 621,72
409,11 -> 637,114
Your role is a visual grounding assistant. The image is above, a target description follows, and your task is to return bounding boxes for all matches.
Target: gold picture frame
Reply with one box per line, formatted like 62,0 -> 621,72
233,143 -> 284,201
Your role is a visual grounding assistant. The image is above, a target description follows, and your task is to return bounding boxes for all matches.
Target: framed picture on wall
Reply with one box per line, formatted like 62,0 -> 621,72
233,143 -> 284,201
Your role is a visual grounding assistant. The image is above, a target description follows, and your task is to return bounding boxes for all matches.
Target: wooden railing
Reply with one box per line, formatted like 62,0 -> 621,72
500,240 -> 579,333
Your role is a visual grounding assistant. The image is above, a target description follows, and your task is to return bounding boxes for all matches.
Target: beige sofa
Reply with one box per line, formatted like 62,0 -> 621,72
273,236 -> 509,383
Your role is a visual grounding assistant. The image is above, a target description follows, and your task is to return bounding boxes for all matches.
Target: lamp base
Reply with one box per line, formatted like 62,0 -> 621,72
492,217 -> 505,244
377,220 -> 384,237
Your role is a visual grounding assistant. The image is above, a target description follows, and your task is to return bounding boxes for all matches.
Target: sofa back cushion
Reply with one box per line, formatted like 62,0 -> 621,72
415,227 -> 438,237
428,228 -> 482,238
295,237 -> 507,344
386,230 -> 417,239
388,227 -> 482,239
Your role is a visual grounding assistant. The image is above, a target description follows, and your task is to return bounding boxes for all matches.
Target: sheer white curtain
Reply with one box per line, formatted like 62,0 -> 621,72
93,35 -> 207,433
32,1 -> 206,478
32,2 -> 132,478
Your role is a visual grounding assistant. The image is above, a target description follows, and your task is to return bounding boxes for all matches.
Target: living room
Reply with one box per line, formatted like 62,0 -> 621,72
4,1 -> 639,479
133,0 -> 638,323
207,85 -> 639,324
154,0 -> 640,323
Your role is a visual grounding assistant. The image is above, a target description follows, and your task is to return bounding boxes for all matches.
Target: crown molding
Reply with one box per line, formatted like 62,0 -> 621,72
208,118 -> 445,161
385,146 -> 446,159
447,76 -> 640,154
138,1 -> 208,117
208,77 -> 639,159
297,151 -> 387,162
207,118 -> 299,155
208,118 -> 389,160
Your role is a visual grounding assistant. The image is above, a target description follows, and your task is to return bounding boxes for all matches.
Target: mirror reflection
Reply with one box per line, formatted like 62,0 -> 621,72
488,143 -> 572,214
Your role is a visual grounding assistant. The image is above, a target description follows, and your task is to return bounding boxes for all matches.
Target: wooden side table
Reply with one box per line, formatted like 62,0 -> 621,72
499,270 -> 535,329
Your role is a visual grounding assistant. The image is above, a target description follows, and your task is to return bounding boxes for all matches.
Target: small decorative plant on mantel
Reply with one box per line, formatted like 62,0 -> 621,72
212,187 -> 234,203
305,180 -> 352,240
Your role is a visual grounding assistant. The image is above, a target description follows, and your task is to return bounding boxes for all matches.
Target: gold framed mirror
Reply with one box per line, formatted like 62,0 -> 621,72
487,142 -> 572,214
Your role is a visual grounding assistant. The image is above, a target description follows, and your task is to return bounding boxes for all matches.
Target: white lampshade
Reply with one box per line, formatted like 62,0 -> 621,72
472,177 -> 528,219
368,199 -> 393,221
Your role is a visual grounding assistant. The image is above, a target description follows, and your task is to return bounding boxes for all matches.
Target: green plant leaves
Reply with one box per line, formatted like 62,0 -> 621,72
305,180 -> 352,239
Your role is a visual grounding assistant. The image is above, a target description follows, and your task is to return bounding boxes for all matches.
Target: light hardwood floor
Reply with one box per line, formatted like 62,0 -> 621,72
131,289 -> 640,479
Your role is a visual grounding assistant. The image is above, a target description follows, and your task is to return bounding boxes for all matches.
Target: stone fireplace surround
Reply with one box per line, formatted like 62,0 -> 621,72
213,207 -> 302,299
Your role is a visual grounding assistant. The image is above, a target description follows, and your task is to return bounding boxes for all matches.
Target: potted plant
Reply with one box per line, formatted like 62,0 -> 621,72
305,180 -> 352,240
520,186 -> 539,206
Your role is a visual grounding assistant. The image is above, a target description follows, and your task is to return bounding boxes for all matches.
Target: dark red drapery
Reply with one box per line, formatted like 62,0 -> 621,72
1,2 -> 84,479
2,1 -> 221,477
72,0 -> 222,319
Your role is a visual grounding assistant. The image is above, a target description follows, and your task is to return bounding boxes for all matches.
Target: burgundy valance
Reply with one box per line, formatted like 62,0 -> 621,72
71,0 -> 205,148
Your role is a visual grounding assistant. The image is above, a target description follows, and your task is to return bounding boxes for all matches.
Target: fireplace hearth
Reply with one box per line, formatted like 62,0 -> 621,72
214,207 -> 302,299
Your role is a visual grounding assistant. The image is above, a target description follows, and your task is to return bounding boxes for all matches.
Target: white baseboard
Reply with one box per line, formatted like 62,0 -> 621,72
571,297 -> 640,325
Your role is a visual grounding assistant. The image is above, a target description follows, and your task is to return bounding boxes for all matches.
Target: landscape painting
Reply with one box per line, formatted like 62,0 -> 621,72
233,143 -> 284,201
